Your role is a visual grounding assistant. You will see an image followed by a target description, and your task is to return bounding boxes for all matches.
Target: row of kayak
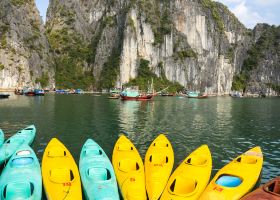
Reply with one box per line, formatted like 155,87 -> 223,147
0,126 -> 279,200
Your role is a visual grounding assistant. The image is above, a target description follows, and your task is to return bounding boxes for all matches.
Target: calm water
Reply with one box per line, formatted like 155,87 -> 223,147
0,94 -> 280,186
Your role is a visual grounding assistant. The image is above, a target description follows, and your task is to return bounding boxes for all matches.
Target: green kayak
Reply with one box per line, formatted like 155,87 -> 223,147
0,125 -> 36,165
79,139 -> 120,200
0,144 -> 42,200
0,129 -> 4,146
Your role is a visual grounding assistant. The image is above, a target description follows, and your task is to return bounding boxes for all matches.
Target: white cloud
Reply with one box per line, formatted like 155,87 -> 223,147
232,1 -> 264,28
254,0 -> 280,6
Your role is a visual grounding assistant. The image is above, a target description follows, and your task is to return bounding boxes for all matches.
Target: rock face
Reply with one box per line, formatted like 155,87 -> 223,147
1,0 -> 279,95
46,0 -> 254,94
236,24 -> 280,96
0,0 -> 55,89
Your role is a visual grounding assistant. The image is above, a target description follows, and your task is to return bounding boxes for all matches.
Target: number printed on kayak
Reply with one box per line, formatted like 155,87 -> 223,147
63,182 -> 72,186
213,186 -> 224,192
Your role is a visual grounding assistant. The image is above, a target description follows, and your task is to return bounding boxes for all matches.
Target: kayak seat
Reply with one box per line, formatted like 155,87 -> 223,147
149,154 -> 168,165
186,156 -> 207,166
48,147 -> 66,157
4,182 -> 33,200
236,156 -> 257,164
216,175 -> 242,187
84,147 -> 102,156
11,157 -> 34,167
88,168 -> 111,181
118,159 -> 140,172
153,141 -> 168,147
117,143 -> 134,151
169,176 -> 197,195
49,168 -> 74,183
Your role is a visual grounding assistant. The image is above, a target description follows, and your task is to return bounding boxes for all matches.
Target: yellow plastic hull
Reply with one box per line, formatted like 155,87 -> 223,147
112,135 -> 146,200
42,138 -> 82,200
160,145 -> 212,200
199,146 -> 263,200
145,134 -> 174,200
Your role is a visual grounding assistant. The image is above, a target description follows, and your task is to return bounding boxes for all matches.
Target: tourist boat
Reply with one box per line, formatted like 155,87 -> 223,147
120,86 -> 153,100
14,89 -> 23,95
0,94 -> 10,98
241,177 -> 280,199
187,91 -> 208,99
34,89 -> 45,96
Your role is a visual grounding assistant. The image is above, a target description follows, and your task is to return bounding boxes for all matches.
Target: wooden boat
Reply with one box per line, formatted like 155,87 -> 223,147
198,94 -> 208,99
199,146 -> 263,200
25,91 -> 36,96
34,89 -> 45,96
14,89 -> 23,95
241,177 -> 280,200
0,94 -> 10,98
160,145 -> 212,200
145,134 -> 174,200
187,91 -> 208,99
120,86 -> 153,101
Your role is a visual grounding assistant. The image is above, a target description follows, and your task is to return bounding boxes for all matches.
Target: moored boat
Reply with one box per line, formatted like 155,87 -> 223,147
145,134 -> 174,200
187,91 -> 208,99
34,89 -> 45,96
42,138 -> 82,200
112,135 -> 146,200
120,86 -> 153,101
0,125 -> 36,165
160,145 -> 212,200
199,146 -> 263,200
241,177 -> 280,200
79,139 -> 119,200
0,94 -> 10,99
0,144 -> 42,200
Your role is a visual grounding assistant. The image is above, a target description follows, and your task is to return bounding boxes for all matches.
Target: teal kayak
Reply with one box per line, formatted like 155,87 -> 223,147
0,144 -> 42,200
79,139 -> 120,200
0,129 -> 4,146
0,125 -> 36,165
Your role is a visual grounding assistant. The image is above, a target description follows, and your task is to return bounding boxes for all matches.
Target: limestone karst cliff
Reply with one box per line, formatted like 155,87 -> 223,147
0,0 -> 55,89
0,0 -> 279,95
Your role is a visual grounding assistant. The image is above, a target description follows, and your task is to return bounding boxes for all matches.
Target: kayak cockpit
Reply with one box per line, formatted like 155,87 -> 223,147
264,179 -> 280,194
168,176 -> 198,196
185,155 -> 208,166
83,146 -> 103,157
149,154 -> 169,165
118,159 -> 140,172
11,157 -> 34,167
49,168 -> 75,183
3,182 -> 34,200
216,175 -> 243,187
87,167 -> 112,181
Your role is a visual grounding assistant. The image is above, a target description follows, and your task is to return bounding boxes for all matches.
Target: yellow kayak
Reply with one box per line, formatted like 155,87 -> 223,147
160,145 -> 212,200
145,134 -> 174,200
112,135 -> 146,200
42,138 -> 82,200
199,146 -> 263,200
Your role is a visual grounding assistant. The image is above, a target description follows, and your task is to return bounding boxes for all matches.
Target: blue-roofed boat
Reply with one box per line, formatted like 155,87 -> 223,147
34,89 -> 45,96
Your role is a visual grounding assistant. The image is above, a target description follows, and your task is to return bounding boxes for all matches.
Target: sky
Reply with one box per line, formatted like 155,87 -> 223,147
35,0 -> 280,28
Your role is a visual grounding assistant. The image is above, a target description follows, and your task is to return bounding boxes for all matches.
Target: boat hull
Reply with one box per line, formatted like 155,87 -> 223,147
160,145 -> 212,200
0,145 -> 42,200
241,177 -> 280,200
0,94 -> 10,98
145,134 -> 174,200
112,135 -> 146,200
120,95 -> 153,100
0,125 -> 36,165
79,139 -> 119,200
42,138 -> 82,200
199,147 -> 263,200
